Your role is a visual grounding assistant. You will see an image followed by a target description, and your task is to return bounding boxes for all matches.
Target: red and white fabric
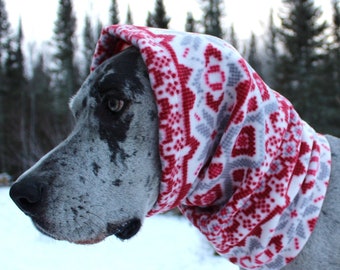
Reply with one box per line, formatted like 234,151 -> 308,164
91,25 -> 331,269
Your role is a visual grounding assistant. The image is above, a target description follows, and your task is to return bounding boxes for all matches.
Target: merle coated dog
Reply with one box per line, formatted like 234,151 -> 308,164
10,47 -> 340,269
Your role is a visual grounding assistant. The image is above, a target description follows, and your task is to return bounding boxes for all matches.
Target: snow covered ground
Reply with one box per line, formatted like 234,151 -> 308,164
0,187 -> 237,270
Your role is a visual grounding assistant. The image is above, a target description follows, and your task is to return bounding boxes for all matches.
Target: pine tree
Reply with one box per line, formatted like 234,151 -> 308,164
3,20 -> 28,172
109,0 -> 119,25
329,0 -> 340,134
228,24 -> 238,50
27,54 -> 54,163
318,0 -> 340,136
0,0 -> 11,171
146,12 -> 154,27
201,0 -> 224,38
82,14 -> 96,78
332,0 -> 340,41
147,0 -> 170,28
264,9 -> 279,88
5,19 -> 25,90
96,19 -> 103,40
154,0 -> 170,28
331,0 -> 340,91
247,32 -> 262,76
16,20 -> 29,168
278,0 -> 327,92
185,12 -> 197,32
126,5 -> 133,25
52,0 -> 78,128
278,0 -> 331,133
0,0 -> 10,70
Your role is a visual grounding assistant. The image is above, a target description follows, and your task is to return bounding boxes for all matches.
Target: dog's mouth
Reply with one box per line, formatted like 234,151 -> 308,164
32,217 -> 141,244
106,218 -> 142,240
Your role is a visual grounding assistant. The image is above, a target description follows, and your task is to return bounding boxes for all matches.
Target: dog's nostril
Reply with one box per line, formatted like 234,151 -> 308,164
18,195 -> 39,206
10,179 -> 46,216
107,218 -> 141,240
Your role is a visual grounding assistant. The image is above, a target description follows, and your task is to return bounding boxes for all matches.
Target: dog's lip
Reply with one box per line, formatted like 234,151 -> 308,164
73,236 -> 105,245
32,219 -> 60,241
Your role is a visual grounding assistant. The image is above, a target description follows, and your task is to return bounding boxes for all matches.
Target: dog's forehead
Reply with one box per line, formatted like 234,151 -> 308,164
69,82 -> 91,114
69,59 -> 119,113
70,48 -> 148,114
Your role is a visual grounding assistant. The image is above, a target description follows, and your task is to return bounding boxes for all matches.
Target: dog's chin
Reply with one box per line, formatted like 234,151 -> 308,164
32,219 -> 105,244
32,217 -> 142,244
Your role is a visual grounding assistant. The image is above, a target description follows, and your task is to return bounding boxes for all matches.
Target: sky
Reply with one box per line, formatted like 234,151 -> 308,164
5,0 -> 333,49
5,0 -> 282,43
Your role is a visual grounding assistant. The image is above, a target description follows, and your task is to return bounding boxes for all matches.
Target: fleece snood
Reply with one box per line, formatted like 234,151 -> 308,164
91,25 -> 331,270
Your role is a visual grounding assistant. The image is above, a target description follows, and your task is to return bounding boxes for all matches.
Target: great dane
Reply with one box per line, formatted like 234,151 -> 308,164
10,45 -> 340,269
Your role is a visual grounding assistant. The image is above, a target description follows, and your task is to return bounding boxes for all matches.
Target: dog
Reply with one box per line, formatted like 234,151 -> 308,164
10,26 -> 340,269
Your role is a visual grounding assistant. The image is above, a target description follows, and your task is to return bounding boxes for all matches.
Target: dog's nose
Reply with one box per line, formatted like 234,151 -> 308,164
10,176 -> 47,216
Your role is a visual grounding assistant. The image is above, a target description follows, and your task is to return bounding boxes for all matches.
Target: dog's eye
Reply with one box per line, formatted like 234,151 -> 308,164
107,97 -> 124,113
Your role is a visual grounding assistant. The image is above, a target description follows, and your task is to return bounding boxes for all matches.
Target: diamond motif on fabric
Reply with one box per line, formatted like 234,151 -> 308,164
232,126 -> 256,157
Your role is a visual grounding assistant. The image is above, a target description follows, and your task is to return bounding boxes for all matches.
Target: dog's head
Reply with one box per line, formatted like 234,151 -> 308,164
10,47 -> 161,244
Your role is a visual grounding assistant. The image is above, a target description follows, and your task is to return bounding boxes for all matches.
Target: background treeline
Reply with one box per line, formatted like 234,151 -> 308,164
0,0 -> 339,177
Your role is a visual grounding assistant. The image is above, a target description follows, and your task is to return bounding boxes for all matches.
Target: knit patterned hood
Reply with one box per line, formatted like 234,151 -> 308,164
91,25 -> 331,269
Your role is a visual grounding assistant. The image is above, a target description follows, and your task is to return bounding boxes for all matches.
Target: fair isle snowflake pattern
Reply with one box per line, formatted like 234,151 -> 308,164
91,25 -> 331,270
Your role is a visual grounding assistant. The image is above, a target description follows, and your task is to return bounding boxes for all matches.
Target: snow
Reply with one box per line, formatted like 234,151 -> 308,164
0,187 -> 237,270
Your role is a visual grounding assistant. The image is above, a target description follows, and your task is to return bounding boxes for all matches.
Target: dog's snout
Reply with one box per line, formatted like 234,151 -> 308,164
10,176 -> 47,216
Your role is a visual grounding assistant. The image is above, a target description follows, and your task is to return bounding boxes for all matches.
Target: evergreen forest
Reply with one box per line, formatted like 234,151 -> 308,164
0,0 -> 339,177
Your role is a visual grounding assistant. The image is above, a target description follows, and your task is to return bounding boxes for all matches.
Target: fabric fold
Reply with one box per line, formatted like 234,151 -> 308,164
91,25 -> 331,270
